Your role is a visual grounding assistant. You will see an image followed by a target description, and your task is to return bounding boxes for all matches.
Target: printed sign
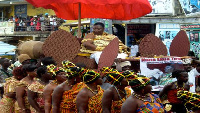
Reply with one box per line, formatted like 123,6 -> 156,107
140,57 -> 183,91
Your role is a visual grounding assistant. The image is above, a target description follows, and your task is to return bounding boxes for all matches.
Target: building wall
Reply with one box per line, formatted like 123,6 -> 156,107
7,4 -> 55,18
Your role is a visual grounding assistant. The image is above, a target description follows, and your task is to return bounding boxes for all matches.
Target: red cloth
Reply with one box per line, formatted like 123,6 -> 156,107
167,89 -> 182,104
25,0 -> 152,20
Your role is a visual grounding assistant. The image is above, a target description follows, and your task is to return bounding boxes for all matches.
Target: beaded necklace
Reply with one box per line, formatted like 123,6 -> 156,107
175,82 -> 185,90
114,86 -> 127,102
133,93 -> 154,103
51,80 -> 59,85
86,85 -> 98,94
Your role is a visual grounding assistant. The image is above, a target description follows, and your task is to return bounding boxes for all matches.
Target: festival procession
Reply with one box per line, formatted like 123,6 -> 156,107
1,0 -> 200,113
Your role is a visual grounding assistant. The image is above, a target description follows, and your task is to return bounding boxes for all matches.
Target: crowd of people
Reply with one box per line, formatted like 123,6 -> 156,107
7,13 -> 65,32
0,22 -> 200,113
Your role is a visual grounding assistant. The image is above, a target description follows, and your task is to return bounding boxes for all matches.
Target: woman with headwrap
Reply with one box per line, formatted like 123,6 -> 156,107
0,66 -> 26,113
159,70 -> 190,113
27,66 -> 52,113
15,64 -> 37,113
102,70 -> 133,113
52,61 -> 86,113
44,64 -> 67,113
76,70 -> 103,113
121,75 -> 166,113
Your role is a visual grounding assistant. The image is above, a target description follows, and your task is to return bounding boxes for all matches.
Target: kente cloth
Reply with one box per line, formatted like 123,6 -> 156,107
111,87 -> 131,113
177,90 -> 200,111
15,79 -> 31,113
79,33 -> 127,55
87,85 -> 104,113
0,77 -> 19,113
28,80 -> 45,113
60,82 -> 86,113
136,94 -> 166,113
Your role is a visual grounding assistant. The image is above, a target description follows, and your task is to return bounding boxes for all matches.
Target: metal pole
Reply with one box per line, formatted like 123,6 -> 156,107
78,3 -> 81,38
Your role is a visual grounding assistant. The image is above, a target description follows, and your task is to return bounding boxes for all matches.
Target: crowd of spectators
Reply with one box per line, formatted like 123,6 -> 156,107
7,13 -> 65,31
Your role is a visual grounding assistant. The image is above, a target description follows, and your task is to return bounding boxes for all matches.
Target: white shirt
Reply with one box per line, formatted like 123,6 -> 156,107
188,68 -> 200,92
130,45 -> 138,57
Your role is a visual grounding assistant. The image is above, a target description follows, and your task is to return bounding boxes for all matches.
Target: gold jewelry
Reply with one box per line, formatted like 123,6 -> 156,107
175,82 -> 185,90
86,85 -> 98,94
133,93 -> 153,103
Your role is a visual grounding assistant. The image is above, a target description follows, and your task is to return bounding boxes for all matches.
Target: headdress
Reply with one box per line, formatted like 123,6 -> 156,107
100,67 -> 118,77
122,70 -> 137,80
47,64 -> 65,78
177,90 -> 200,111
106,71 -> 125,85
128,75 -> 150,91
66,66 -> 87,79
83,70 -> 100,84
62,60 -> 76,69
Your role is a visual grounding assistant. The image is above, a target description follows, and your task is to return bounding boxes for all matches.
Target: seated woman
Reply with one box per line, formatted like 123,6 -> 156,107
102,70 -> 132,113
27,66 -> 52,113
15,64 -> 37,113
76,70 -> 103,113
121,75 -> 166,113
44,64 -> 67,113
52,61 -> 86,113
0,66 -> 26,113
159,70 -> 190,113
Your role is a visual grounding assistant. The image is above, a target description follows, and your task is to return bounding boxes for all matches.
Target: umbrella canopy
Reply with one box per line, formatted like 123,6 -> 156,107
26,0 -> 152,20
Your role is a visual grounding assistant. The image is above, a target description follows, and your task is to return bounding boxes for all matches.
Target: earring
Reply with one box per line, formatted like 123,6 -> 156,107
74,78 -> 76,82
119,82 -> 121,85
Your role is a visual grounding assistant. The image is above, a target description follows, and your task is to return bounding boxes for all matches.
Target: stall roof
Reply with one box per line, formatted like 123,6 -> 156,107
63,20 -> 90,27
0,41 -> 16,56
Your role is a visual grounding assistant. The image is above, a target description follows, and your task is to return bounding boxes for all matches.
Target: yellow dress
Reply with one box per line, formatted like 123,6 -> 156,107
0,77 -> 19,113
87,85 -> 104,113
15,80 -> 31,113
60,82 -> 86,113
111,87 -> 132,113
28,81 -> 45,113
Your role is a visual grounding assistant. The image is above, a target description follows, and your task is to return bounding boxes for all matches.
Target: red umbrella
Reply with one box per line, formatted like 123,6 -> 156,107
26,0 -> 152,37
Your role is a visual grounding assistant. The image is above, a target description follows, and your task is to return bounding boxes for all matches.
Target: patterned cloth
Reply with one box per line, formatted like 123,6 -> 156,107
111,87 -> 131,113
0,68 -> 13,86
0,77 -> 19,113
15,80 -> 31,113
60,82 -> 86,113
136,94 -> 166,113
28,80 -> 45,113
159,73 -> 176,85
87,85 -> 104,113
80,33 -> 127,55
167,88 -> 186,104
177,90 -> 200,111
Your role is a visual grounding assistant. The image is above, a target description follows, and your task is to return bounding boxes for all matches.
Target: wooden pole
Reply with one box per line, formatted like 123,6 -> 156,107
78,3 -> 81,38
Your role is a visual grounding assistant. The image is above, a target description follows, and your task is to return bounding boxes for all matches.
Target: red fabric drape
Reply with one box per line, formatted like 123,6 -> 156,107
26,0 -> 152,20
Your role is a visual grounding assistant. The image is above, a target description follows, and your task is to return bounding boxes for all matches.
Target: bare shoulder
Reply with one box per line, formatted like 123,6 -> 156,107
103,87 -> 114,96
44,83 -> 55,93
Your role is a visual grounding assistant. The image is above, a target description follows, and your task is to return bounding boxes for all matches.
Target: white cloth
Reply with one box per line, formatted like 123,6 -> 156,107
90,52 -> 128,64
130,45 -> 138,57
188,68 -> 200,92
